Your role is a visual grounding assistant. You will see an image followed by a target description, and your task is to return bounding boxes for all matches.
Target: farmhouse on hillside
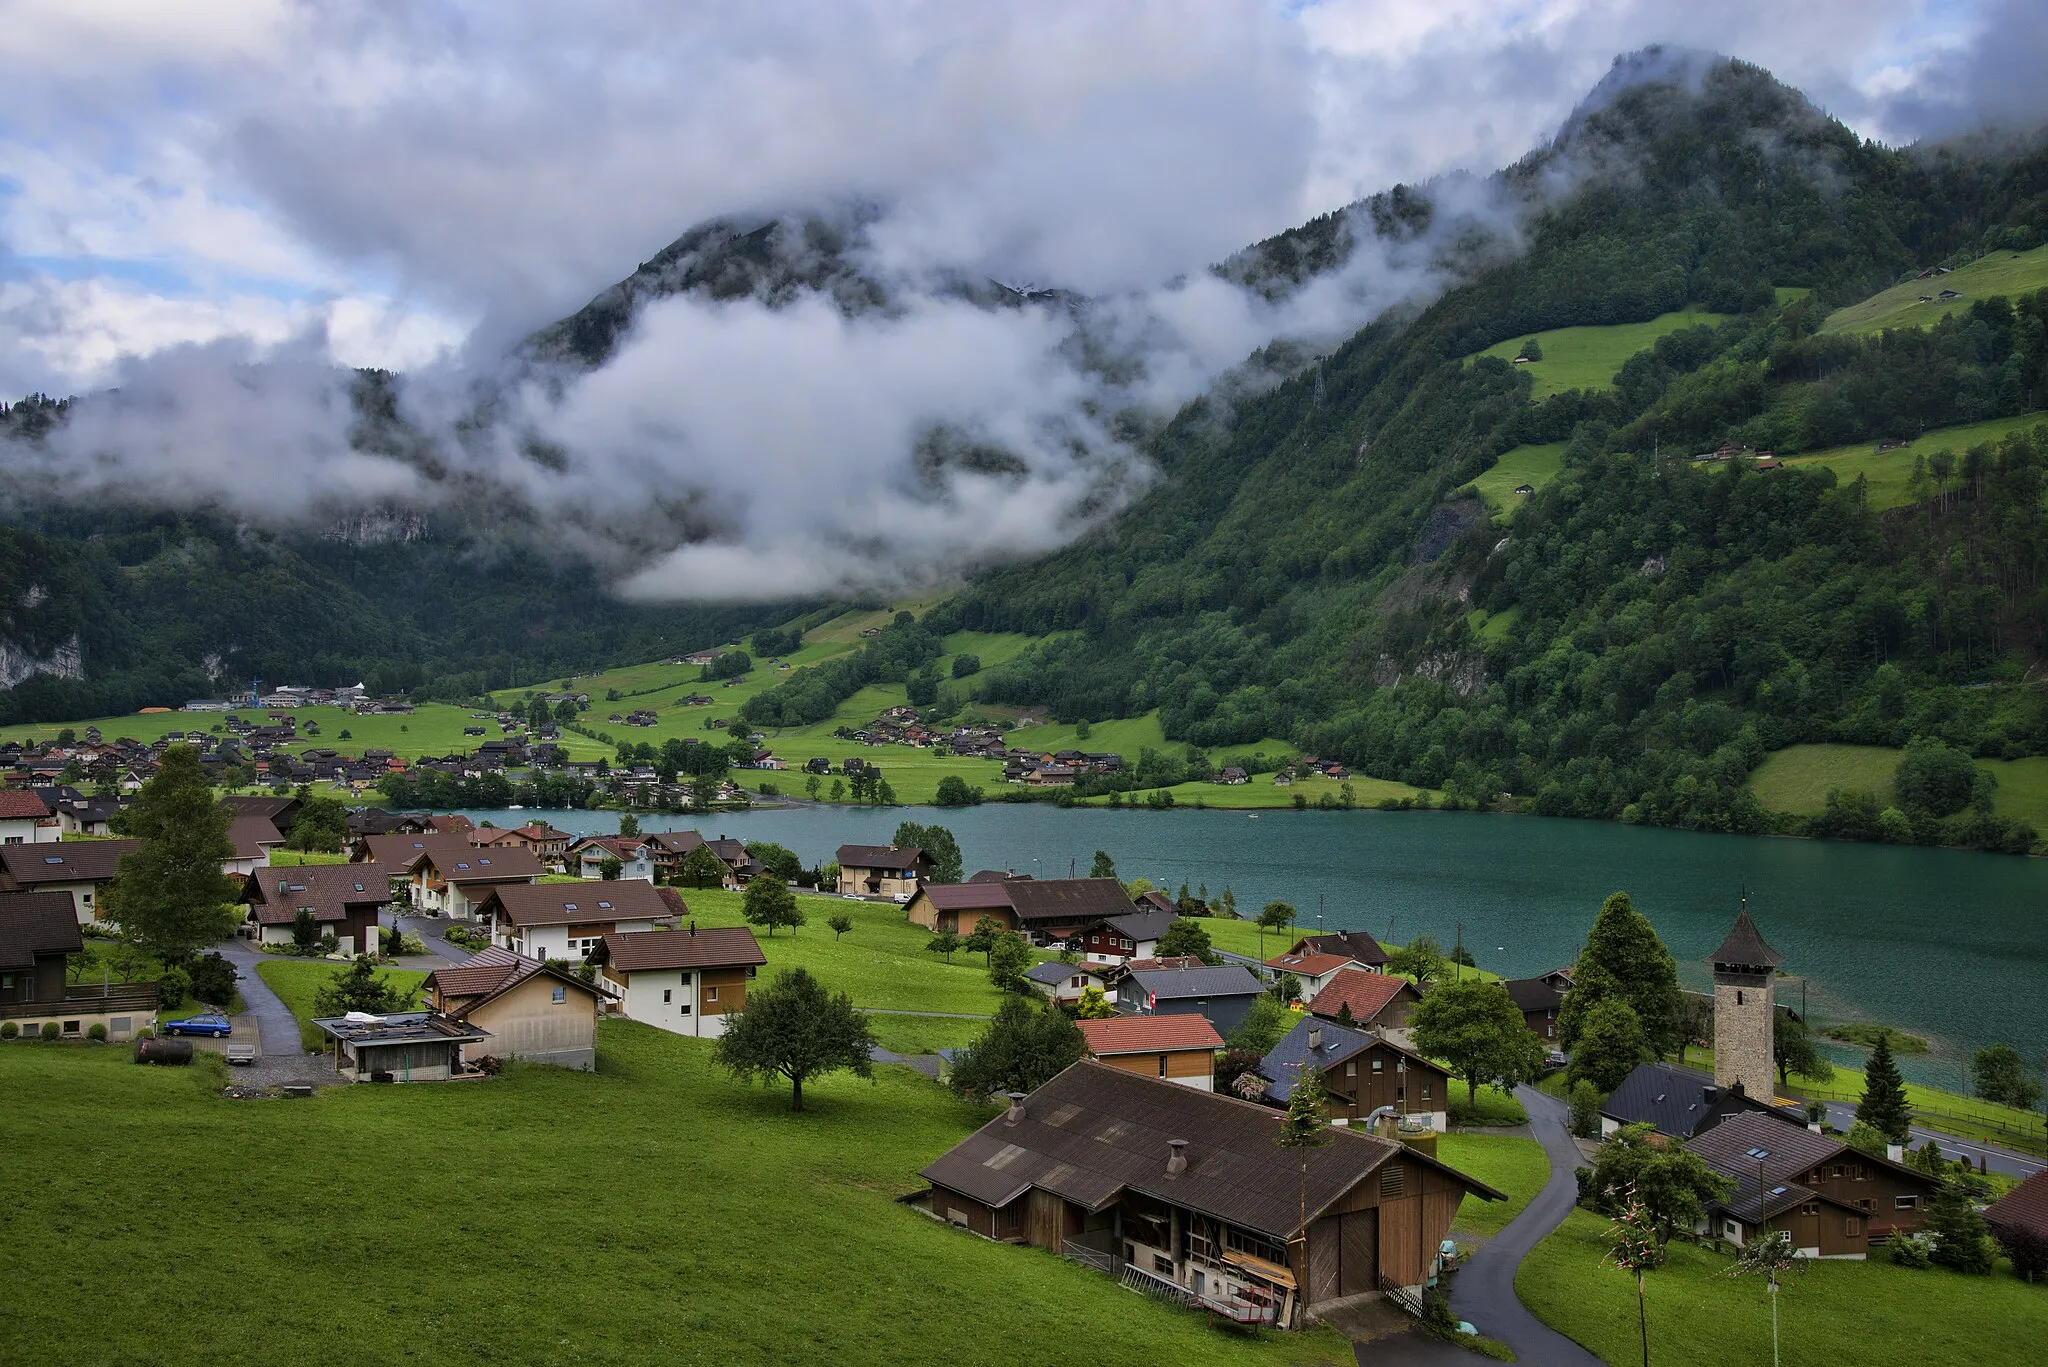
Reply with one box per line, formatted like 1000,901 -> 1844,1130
1076,1014 -> 1224,1091
589,924 -> 766,1038
1685,1110 -> 1941,1256
1256,1016 -> 1451,1134
423,947 -> 611,1070
835,844 -> 932,898
475,880 -> 679,962
918,1061 -> 1502,1328
1023,960 -> 1113,1007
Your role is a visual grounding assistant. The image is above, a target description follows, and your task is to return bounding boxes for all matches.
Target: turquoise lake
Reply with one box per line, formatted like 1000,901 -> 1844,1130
455,805 -> 2048,1092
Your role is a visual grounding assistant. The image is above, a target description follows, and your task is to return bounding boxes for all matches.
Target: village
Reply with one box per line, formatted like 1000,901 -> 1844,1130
3,762 -> 2041,1362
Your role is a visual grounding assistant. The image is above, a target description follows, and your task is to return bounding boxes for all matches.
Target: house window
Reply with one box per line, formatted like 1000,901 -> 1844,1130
111,1018 -> 130,1033
1158,1056 -> 1168,1078
1421,1084 -> 1431,1102
551,986 -> 566,1004
707,986 -> 719,1002
1844,1216 -> 1863,1237
1371,1058 -> 1383,1073
1800,1202 -> 1821,1216
1153,1254 -> 1174,1276
1724,1219 -> 1742,1241
663,989 -> 672,1004
1895,1195 -> 1918,1211
63,1020 -> 81,1035
1344,1061 -> 1356,1078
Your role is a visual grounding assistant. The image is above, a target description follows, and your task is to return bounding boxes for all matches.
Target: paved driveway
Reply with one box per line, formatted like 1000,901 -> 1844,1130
1442,1085 -> 1604,1365
214,939 -> 337,1086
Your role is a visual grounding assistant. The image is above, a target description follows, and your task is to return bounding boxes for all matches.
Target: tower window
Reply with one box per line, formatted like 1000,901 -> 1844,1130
1736,990 -> 1744,1006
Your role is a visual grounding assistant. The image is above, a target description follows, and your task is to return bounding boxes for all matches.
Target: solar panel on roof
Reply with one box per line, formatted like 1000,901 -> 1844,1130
1745,1146 -> 1771,1159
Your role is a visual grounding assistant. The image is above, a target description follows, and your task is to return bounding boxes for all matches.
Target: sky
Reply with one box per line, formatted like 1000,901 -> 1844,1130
2,0 -> 2043,599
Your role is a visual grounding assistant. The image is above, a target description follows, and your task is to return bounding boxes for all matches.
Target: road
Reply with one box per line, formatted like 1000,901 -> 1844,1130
1814,1098 -> 2043,1178
395,914 -> 475,965
213,938 -> 335,1085
1442,1084 -> 1605,1365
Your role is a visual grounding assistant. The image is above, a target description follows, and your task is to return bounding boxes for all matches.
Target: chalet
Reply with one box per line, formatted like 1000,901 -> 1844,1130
566,836 -> 655,882
222,793 -> 302,838
0,789 -> 57,845
312,1010 -> 491,1083
0,890 -> 156,1041
1513,483 -> 1535,495
1116,964 -> 1264,1037
1598,1061 -> 1795,1141
223,816 -> 286,877
32,787 -> 119,837
1501,975 -> 1568,1039
405,845 -> 544,918
836,844 -> 931,898
1685,1111 -> 1940,1256
1008,878 -> 1146,944
1217,767 -> 1248,785
1077,1014 -> 1223,1091
0,839 -> 138,926
476,880 -> 679,962
1304,968 -> 1422,1032
423,947 -> 610,1070
1075,907 -> 1177,964
705,836 -> 760,886
1263,950 -> 1365,1001
1284,930 -> 1388,972
1023,960 -> 1113,1006
906,880 -> 1021,934
919,1062 -> 1503,1327
590,924 -> 765,1039
241,865 -> 392,957
1257,1016 -> 1452,1133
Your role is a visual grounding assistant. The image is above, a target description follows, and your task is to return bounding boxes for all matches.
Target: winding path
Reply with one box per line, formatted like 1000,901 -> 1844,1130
213,938 -> 334,1085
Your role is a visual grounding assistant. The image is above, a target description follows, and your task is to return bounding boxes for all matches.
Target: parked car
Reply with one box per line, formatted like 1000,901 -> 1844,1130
162,1012 -> 232,1038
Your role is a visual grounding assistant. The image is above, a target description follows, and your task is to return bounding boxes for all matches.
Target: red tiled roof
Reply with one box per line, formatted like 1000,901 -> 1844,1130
600,926 -> 765,972
1306,968 -> 1417,1023
0,790 -> 52,820
1077,1015 -> 1225,1056
1986,1170 -> 2048,1236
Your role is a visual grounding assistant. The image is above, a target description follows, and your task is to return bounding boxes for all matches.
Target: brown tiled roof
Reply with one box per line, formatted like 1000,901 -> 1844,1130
1290,930 -> 1389,967
919,1061 -> 1502,1238
1078,1015 -> 1224,1056
1306,968 -> 1419,1024
1004,877 -> 1133,926
426,946 -> 610,1010
1501,977 -> 1567,1012
226,816 -> 285,859
0,790 -> 52,820
922,882 -> 1016,911
1986,1170 -> 2048,1237
356,833 -> 470,867
654,887 -> 690,918
479,879 -> 673,928
1265,951 -> 1357,976
0,839 -> 138,886
965,868 -> 1014,883
643,830 -> 707,855
836,844 -> 924,870
0,890 -> 82,969
222,794 -> 298,822
415,845 -> 544,883
1709,906 -> 1782,969
242,864 -> 393,925
599,926 -> 765,972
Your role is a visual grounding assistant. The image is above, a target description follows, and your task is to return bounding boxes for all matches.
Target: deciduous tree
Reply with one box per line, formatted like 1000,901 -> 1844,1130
1970,1043 -> 2044,1110
312,955 -> 414,1017
1410,978 -> 1548,1104
892,821 -> 962,883
742,874 -> 806,937
101,745 -> 239,963
1157,917 -> 1217,964
1557,892 -> 1681,1058
679,845 -> 727,889
1569,997 -> 1650,1092
988,931 -> 1032,992
947,996 -> 1084,1099
714,967 -> 876,1112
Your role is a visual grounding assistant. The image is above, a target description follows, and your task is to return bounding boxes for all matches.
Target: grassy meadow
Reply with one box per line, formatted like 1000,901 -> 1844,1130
1439,1134 -> 1550,1241
1467,441 -> 1568,520
255,959 -> 429,1049
1467,306 -> 1733,399
1781,411 -> 2048,510
1746,742 -> 2048,832
0,1032 -> 1351,1367
1518,1207 -> 2043,1367
1821,244 -> 2048,336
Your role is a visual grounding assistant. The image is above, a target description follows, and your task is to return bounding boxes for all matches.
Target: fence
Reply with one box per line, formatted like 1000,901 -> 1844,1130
1789,1084 -> 2047,1155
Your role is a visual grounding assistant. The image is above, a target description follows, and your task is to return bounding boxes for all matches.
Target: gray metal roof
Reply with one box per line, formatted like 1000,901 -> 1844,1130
1127,964 -> 1262,1000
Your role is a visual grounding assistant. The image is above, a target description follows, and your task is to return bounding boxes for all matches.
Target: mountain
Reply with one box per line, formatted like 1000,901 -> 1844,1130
6,51 -> 2048,854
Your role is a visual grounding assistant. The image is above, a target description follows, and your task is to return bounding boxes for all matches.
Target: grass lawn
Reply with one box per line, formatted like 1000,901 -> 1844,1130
678,889 -> 1019,1016
1822,244 -> 2048,335
1780,412 -> 2048,511
1467,307 -> 1732,399
868,1014 -> 988,1055
1448,1083 -> 1530,1128
1518,1207 -> 2044,1366
1438,1134 -> 1550,1241
0,1030 -> 1350,1367
255,959 -> 429,1050
267,850 -> 351,866
1747,742 -> 2048,833
1466,442 -> 1568,521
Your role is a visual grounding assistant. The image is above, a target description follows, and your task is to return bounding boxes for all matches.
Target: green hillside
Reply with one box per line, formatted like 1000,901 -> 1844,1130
1749,742 -> 2048,833
1467,442 -> 1568,519
1781,412 -> 2048,510
1469,305 -> 1732,398
1822,243 -> 2048,335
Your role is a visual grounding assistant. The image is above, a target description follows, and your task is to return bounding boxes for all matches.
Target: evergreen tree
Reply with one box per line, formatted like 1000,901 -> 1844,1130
713,967 -> 876,1112
1925,1178 -> 1995,1274
1556,893 -> 1681,1057
947,996 -> 1085,1099
101,744 -> 239,963
312,955 -> 413,1017
742,874 -> 805,937
1089,849 -> 1117,880
1855,1030 -> 1912,1144
892,821 -> 962,883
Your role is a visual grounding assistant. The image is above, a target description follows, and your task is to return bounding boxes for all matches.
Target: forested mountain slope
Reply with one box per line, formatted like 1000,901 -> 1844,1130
927,58 -> 2048,843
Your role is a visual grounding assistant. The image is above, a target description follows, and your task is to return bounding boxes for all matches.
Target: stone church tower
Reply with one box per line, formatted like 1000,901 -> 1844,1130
1710,902 -> 1782,1096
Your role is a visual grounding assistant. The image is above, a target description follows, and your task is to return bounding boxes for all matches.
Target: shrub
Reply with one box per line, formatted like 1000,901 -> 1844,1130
156,964 -> 192,1011
0,1022 -> 17,1040
398,932 -> 429,956
188,952 -> 237,1007
135,1026 -> 153,1041
88,1022 -> 108,1042
1888,1232 -> 1934,1268
40,1022 -> 60,1041
1569,1079 -> 1604,1137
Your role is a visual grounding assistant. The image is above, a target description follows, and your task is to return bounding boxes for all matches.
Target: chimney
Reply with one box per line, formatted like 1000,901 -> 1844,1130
1702,1085 -> 1719,1102
1166,1139 -> 1188,1177
689,921 -> 697,937
1004,1092 -> 1026,1124
1307,1026 -> 1322,1051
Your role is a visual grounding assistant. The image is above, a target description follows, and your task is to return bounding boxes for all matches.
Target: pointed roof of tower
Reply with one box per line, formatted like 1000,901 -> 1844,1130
1709,904 -> 1782,970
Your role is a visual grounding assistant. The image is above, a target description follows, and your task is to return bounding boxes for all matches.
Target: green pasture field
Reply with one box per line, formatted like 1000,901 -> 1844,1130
0,701 -> 622,761
254,960 -> 429,1050
1781,412 -> 2048,511
1822,244 -> 2048,335
1439,1133 -> 1549,1241
1746,742 -> 2048,832
0,1032 -> 1350,1367
1468,306 -> 1734,399
1467,442 -> 1568,520
1517,1207 -> 2042,1366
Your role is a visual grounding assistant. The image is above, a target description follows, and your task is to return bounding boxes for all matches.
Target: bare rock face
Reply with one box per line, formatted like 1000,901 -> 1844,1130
0,633 -> 84,690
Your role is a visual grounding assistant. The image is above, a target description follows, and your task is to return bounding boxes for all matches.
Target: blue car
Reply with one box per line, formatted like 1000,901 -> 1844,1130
162,1012 -> 232,1038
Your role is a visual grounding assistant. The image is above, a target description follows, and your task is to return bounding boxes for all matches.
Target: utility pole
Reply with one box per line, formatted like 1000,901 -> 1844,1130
1454,921 -> 1465,981
1317,895 -> 1324,933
